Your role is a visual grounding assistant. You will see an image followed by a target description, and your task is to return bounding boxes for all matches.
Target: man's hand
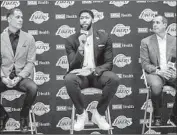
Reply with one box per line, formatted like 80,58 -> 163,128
78,34 -> 87,55
11,76 -> 22,86
2,76 -> 14,88
169,68 -> 176,79
76,71 -> 92,76
70,68 -> 93,76
157,69 -> 175,80
1,77 -> 9,85
78,34 -> 87,46
91,68 -> 99,76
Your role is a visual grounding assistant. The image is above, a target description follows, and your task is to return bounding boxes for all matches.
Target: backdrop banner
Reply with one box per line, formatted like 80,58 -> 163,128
1,1 -> 176,134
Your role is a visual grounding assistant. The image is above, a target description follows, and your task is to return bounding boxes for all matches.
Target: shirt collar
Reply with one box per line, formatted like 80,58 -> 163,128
156,33 -> 167,41
80,28 -> 93,37
8,29 -> 20,37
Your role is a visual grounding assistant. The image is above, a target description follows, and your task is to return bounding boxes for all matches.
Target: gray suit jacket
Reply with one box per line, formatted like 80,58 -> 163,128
140,34 -> 176,74
1,29 -> 36,79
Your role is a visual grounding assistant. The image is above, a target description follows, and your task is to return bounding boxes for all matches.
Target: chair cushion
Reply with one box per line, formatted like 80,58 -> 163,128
81,88 -> 102,95
163,86 -> 176,91
1,90 -> 25,101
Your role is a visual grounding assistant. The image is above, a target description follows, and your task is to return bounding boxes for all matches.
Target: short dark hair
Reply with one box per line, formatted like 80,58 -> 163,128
6,8 -> 22,18
79,9 -> 94,19
154,14 -> 168,25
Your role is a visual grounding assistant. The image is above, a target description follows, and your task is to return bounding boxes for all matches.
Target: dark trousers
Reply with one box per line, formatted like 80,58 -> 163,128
0,78 -> 38,118
146,74 -> 177,118
64,71 -> 119,116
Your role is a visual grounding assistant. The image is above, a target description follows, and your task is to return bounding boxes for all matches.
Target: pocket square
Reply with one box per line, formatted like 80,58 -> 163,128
96,37 -> 99,39
98,44 -> 105,47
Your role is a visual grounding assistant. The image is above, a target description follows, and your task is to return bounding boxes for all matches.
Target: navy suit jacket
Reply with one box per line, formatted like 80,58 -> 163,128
65,30 -> 113,76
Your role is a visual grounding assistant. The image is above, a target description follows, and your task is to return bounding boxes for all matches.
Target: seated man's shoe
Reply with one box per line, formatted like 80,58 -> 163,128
169,115 -> 177,126
0,113 -> 9,131
91,109 -> 110,130
20,117 -> 28,133
153,117 -> 162,126
74,110 -> 88,131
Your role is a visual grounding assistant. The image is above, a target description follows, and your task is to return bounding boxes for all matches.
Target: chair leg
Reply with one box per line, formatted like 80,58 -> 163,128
106,106 -> 113,134
0,96 -> 2,104
70,105 -> 75,134
32,109 -> 38,134
142,89 -> 150,134
0,93 -> 38,134
29,110 -> 33,134
148,100 -> 153,131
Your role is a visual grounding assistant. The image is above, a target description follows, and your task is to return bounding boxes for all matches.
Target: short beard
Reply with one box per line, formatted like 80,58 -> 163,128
80,22 -> 92,31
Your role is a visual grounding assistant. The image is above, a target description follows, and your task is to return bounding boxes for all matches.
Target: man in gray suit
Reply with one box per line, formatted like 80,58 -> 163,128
0,8 -> 38,132
140,15 -> 176,126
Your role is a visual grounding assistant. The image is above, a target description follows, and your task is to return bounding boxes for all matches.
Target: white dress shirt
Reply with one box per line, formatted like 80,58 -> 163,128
82,33 -> 96,69
156,34 -> 167,70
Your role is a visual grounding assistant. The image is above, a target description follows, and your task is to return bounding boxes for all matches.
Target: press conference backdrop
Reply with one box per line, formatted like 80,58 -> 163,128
1,1 -> 176,134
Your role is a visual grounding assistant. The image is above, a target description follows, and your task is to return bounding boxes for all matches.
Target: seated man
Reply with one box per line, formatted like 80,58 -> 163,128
0,8 -> 38,132
64,9 -> 119,131
140,15 -> 176,126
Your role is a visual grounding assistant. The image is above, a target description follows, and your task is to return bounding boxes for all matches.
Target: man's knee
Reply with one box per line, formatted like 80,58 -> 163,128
147,76 -> 163,96
151,82 -> 163,96
27,82 -> 38,95
103,71 -> 119,86
151,88 -> 162,96
32,83 -> 38,92
147,74 -> 163,88
64,73 -> 78,83
64,73 -> 79,92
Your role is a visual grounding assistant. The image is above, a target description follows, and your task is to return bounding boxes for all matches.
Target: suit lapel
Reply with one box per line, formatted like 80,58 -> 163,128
166,34 -> 173,62
75,32 -> 81,49
15,30 -> 27,59
93,31 -> 100,63
2,31 -> 14,57
150,34 -> 160,64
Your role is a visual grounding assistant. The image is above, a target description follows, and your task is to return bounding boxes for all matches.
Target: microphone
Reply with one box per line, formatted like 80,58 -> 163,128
79,29 -> 88,44
9,67 -> 17,79
168,57 -> 176,70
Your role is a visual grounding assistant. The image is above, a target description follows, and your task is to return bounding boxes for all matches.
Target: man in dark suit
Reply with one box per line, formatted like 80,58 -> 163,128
0,8 -> 38,132
64,9 -> 119,131
140,15 -> 176,126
